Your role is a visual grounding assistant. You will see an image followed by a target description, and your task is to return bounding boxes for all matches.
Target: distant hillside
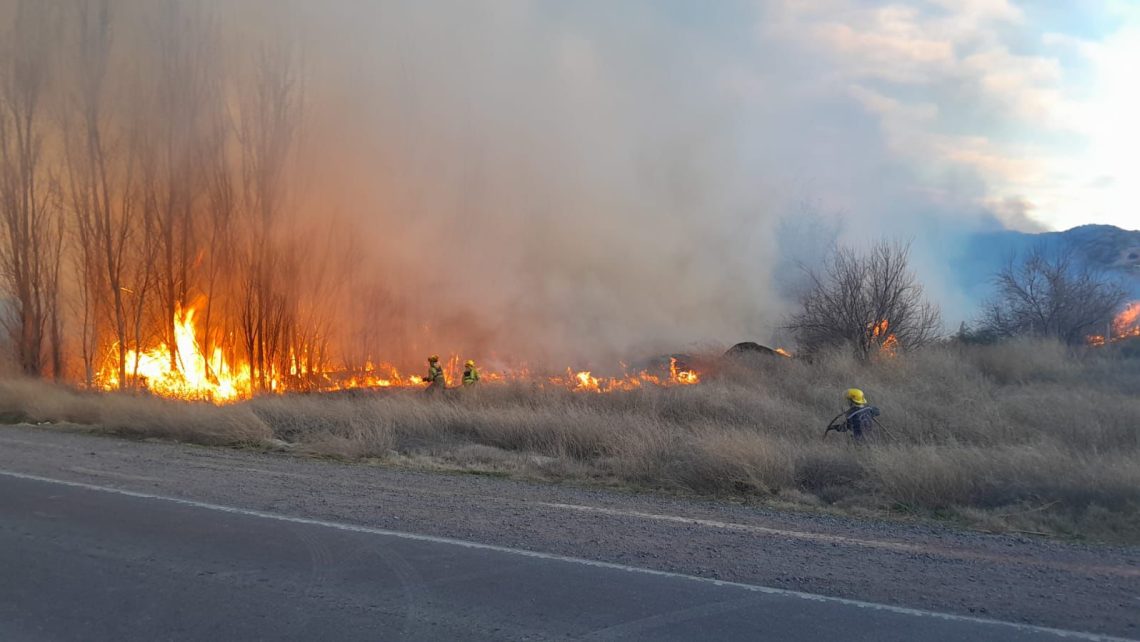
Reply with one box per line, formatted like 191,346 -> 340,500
953,224 -> 1140,306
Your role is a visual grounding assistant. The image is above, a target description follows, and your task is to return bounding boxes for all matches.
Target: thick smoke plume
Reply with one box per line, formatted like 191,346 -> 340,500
3,0 -> 1018,384
268,0 -> 786,367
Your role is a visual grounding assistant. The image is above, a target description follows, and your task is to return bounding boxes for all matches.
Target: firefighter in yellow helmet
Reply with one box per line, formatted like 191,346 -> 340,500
424,355 -> 445,393
825,389 -> 881,441
462,359 -> 480,386
842,388 -> 879,442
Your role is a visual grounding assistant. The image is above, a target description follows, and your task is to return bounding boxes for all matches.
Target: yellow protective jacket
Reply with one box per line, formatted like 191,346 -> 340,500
426,364 -> 444,384
462,367 -> 480,385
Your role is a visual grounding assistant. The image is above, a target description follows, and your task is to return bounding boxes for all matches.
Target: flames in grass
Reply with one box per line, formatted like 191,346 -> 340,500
98,301 -> 703,402
555,358 -> 700,393
100,305 -> 250,402
1088,302 -> 1140,347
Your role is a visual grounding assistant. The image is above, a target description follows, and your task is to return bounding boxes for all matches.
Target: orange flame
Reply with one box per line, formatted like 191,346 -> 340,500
1088,301 -> 1140,346
555,359 -> 699,394
100,301 -> 706,400
1114,302 -> 1140,339
339,362 -> 424,389
869,319 -> 899,357
669,357 -> 700,385
100,304 -> 251,402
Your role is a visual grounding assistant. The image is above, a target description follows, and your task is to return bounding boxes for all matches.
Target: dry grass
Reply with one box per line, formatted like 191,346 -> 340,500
0,380 -> 270,446
3,339 -> 1139,541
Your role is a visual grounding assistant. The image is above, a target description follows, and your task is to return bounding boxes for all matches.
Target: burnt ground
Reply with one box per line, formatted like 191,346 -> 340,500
0,424 -> 1136,638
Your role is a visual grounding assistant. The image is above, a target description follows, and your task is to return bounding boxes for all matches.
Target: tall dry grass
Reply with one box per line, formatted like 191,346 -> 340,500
3,339 -> 1138,540
0,380 -> 270,445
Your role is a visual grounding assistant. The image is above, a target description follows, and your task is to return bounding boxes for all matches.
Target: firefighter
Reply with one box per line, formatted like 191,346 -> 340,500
843,388 -> 880,442
462,359 -> 480,386
424,355 -> 445,392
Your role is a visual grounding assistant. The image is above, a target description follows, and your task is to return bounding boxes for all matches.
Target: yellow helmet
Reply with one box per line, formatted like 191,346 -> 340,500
465,359 -> 475,368
429,355 -> 440,363
845,388 -> 866,406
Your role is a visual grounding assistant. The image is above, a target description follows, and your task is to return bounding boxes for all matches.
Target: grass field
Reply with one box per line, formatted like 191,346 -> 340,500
4,339 -> 1139,542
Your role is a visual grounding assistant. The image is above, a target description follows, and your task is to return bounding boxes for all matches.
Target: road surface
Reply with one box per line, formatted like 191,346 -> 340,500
0,425 -> 1136,640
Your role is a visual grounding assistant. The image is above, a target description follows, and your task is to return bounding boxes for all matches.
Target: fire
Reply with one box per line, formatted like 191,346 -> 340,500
1088,302 -> 1140,346
554,358 -> 699,394
100,304 -> 251,402
1114,302 -> 1140,339
100,300 -> 706,401
669,357 -> 700,384
869,319 -> 899,357
774,347 -> 793,358
574,370 -> 600,391
879,334 -> 899,357
339,362 -> 422,389
560,369 -> 646,393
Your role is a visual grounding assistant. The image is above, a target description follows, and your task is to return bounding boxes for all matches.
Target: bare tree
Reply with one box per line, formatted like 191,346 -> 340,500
980,246 -> 1127,345
287,218 -> 354,385
237,44 -> 302,391
138,0 -> 219,371
787,241 -> 942,360
199,91 -> 238,381
62,0 -> 143,388
0,0 -> 63,377
0,1 -> 373,394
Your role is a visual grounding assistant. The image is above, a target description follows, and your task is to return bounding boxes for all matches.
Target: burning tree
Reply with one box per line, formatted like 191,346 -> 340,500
0,1 -> 718,400
236,44 -> 304,392
786,241 -> 942,360
979,247 -> 1127,346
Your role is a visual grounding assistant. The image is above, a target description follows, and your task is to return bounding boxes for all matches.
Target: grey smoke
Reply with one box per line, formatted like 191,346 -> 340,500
8,0 -> 1033,371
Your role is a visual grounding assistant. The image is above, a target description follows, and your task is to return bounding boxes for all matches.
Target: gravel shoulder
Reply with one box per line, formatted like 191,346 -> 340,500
0,424 -> 1136,638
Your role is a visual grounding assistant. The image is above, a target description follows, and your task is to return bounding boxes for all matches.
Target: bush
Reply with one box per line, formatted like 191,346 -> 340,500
979,246 -> 1127,345
786,241 -> 941,360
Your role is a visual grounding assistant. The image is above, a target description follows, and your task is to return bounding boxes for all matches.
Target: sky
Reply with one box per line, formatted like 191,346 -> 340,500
741,0 -> 1140,232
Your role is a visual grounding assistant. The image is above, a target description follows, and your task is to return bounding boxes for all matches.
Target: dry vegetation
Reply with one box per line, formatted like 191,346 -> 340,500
3,339 -> 1139,542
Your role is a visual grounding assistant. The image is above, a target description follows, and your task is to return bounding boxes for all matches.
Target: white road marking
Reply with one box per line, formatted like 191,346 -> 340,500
539,501 -> 940,551
0,468 -> 1129,642
538,502 -> 1140,578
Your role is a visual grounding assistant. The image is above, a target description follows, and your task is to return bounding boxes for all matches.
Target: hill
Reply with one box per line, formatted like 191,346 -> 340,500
953,224 -> 1140,306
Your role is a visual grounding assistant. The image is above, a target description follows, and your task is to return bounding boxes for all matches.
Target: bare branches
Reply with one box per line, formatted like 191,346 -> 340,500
980,246 -> 1127,345
786,241 -> 942,360
140,0 -> 221,370
0,0 -> 63,376
62,0 -> 138,387
236,44 -> 304,391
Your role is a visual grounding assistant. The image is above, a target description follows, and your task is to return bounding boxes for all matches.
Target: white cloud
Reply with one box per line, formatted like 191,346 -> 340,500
755,0 -> 1135,231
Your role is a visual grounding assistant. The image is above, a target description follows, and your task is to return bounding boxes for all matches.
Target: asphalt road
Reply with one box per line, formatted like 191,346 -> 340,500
0,426 -> 1136,641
